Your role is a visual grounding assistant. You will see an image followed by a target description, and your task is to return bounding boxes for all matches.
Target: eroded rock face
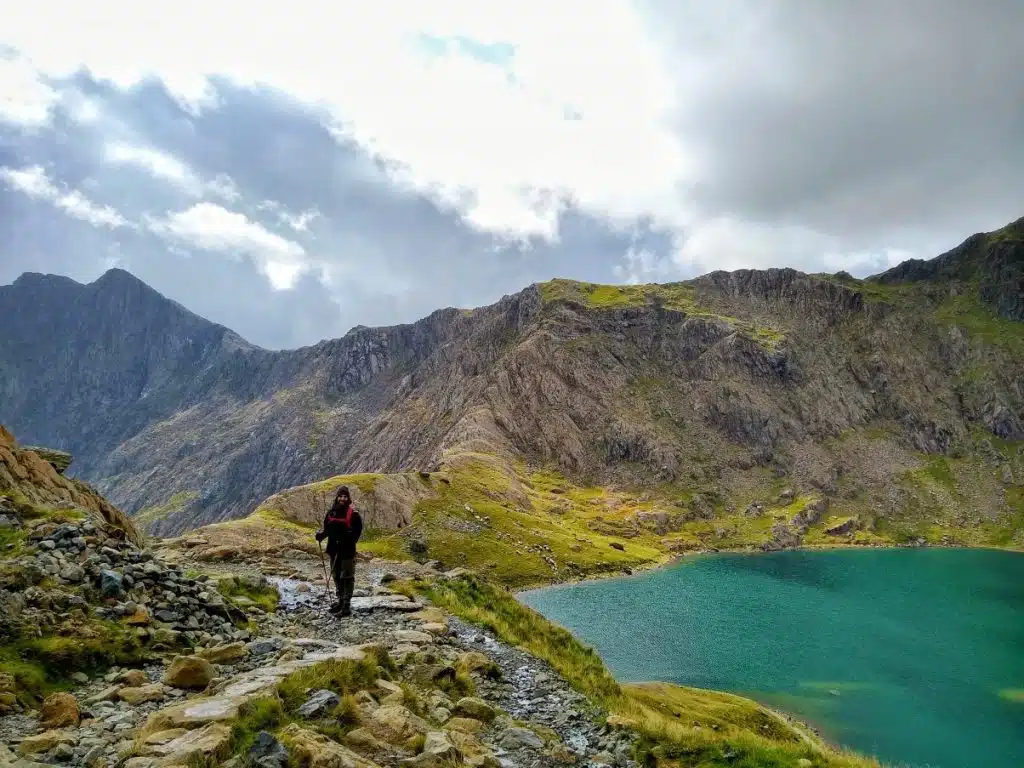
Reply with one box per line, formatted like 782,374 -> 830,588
3,221 -> 1022,537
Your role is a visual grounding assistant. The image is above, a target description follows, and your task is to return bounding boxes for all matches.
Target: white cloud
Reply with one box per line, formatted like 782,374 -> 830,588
0,0 -> 693,245
257,200 -> 321,232
0,165 -> 128,228
2,0 -> 1011,282
147,202 -> 307,289
106,143 -> 199,190
0,54 -> 57,127
673,216 -> 922,277
105,144 -> 245,205
613,246 -> 674,285
206,174 -> 241,203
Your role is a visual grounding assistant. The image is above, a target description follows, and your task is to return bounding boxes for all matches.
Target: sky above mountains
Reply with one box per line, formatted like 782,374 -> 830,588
2,0 -> 1022,349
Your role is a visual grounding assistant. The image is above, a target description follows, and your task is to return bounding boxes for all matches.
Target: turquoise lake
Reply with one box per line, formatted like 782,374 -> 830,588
519,549 -> 1024,768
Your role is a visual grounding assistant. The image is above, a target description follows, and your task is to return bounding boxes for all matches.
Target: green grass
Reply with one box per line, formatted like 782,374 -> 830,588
422,574 -> 621,703
217,576 -> 281,613
0,620 -> 150,706
420,572 -> 880,768
998,689 -> 1024,704
222,648 -> 395,760
134,491 -> 199,531
276,649 -> 393,712
934,290 -> 1024,357
362,455 -> 663,588
228,696 -> 290,757
538,279 -> 786,350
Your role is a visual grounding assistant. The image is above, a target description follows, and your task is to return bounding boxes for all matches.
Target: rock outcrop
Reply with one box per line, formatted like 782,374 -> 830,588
0,425 -> 141,545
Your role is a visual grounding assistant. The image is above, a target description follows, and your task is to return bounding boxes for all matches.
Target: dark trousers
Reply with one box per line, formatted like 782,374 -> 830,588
330,555 -> 355,609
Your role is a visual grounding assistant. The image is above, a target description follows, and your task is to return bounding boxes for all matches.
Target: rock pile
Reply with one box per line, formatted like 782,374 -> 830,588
7,516 -> 248,648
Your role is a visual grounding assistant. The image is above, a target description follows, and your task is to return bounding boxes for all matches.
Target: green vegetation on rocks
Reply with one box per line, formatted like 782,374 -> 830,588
217,575 -> 281,614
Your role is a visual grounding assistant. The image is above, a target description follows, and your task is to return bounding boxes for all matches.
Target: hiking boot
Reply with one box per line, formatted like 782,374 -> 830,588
328,602 -> 343,615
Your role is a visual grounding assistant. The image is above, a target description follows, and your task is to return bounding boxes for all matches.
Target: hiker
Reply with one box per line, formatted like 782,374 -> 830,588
315,485 -> 363,616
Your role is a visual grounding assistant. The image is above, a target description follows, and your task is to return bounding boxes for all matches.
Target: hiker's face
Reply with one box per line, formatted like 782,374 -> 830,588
339,492 -> 350,503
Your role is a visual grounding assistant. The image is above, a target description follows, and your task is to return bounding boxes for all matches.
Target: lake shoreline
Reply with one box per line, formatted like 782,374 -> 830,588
518,546 -> 1024,768
514,539 -> 1024,596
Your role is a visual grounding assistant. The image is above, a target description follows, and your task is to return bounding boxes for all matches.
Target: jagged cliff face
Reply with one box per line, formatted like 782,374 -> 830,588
0,424 -> 141,544
1,220 -> 1022,536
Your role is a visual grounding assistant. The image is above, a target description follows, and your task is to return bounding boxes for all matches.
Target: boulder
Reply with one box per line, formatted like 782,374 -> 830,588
297,689 -> 341,718
143,729 -> 188,746
163,655 -> 215,689
40,692 -> 79,729
143,723 -> 232,764
99,569 -> 124,598
452,697 -> 496,722
17,730 -> 76,756
249,731 -> 289,768
59,564 -> 86,583
197,642 -> 249,665
446,730 -> 499,768
400,731 -> 461,768
374,679 -> 402,697
367,705 -> 431,745
118,684 -> 166,705
121,670 -> 148,687
144,696 -> 242,730
498,727 -> 544,750
281,724 -> 382,768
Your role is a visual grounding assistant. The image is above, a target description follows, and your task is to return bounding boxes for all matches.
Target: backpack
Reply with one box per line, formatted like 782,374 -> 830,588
326,504 -> 355,532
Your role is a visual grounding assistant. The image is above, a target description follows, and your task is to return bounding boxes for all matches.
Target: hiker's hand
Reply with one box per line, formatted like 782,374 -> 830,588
315,529 -> 326,542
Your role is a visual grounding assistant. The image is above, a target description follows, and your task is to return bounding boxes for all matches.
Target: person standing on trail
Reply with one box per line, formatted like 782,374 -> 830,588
315,485 -> 363,617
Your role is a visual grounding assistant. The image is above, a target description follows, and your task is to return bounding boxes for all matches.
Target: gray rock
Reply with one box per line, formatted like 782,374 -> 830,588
99,569 -> 124,599
60,564 -> 86,583
297,689 -> 340,718
248,731 -> 288,768
52,743 -> 76,761
500,727 -> 544,750
246,637 -> 284,656
82,745 -> 105,766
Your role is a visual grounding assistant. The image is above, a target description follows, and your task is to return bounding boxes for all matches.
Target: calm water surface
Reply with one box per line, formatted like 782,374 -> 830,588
520,549 -> 1024,768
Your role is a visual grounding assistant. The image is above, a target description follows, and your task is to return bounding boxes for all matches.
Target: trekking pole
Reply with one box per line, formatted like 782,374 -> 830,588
317,539 -> 335,608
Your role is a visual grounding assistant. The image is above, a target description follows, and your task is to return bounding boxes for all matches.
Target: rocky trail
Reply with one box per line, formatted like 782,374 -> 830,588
0,528 -> 635,768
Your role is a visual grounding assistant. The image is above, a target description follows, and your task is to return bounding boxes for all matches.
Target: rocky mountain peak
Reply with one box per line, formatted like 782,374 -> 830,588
873,217 -> 1024,320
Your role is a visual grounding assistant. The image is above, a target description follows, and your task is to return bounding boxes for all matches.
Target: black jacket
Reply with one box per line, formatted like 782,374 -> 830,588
316,501 -> 363,558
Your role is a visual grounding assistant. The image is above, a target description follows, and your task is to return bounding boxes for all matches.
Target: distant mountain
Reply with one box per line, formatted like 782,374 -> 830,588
1,219 -> 1021,541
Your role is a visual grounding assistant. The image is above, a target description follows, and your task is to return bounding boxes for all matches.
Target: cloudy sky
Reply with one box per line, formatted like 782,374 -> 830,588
2,1 -> 1022,349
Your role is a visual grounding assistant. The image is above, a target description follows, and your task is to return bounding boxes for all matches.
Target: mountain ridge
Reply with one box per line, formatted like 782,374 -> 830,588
1,217 -> 1021,539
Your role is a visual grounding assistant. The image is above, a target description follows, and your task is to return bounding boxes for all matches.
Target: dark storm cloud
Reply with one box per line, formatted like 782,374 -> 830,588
649,0 -> 1024,248
0,74 -> 667,348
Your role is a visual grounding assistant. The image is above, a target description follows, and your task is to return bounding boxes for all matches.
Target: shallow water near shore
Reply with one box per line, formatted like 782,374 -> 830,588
520,548 -> 1024,768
